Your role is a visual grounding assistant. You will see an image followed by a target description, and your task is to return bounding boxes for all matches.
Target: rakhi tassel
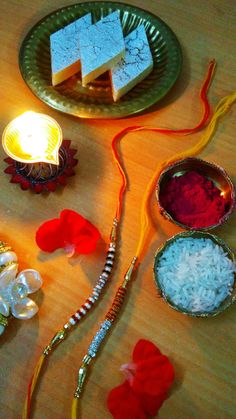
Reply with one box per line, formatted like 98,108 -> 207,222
112,60 -> 216,220
22,221 -> 118,418
135,90 -> 236,260
70,61 -> 216,418
71,398 -> 79,419
71,89 -> 236,418
23,60 -> 217,419
22,353 -> 46,419
22,328 -> 68,419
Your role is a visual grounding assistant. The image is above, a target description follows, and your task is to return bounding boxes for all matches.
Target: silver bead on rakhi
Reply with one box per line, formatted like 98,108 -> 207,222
88,320 -> 112,358
73,320 -> 112,399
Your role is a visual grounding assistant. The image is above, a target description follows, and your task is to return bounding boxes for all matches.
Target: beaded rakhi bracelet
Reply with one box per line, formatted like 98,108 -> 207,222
43,218 -> 118,354
23,60 -> 219,419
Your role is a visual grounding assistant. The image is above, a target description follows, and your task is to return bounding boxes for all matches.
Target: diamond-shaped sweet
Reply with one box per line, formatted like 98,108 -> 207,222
110,25 -> 153,101
79,11 -> 125,86
50,13 -> 92,86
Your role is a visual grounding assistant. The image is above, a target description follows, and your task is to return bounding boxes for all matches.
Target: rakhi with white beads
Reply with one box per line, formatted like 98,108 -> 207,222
23,216 -> 120,419
22,61 -> 218,419
0,241 -> 42,335
71,84 -> 236,419
43,218 -> 118,355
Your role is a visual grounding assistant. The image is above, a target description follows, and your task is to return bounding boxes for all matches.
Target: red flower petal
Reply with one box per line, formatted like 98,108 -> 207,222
139,391 -> 167,416
60,210 -> 101,254
107,340 -> 175,419
60,209 -> 86,227
75,224 -> 101,254
107,381 -> 147,419
132,355 -> 174,397
35,209 -> 101,255
59,209 -> 87,243
133,339 -> 161,363
74,234 -> 99,254
35,218 -> 63,252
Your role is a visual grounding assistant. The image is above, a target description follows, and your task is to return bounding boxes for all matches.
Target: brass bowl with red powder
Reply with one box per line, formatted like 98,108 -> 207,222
156,157 -> 235,230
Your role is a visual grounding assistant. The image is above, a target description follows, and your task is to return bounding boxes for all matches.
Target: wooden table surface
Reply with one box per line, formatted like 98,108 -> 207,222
0,1 -> 236,418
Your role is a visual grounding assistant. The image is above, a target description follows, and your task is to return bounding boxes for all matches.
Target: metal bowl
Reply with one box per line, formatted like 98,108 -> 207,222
156,157 -> 235,230
153,230 -> 236,317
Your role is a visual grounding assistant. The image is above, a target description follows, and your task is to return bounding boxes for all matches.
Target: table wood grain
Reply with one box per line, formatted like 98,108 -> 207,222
0,1 -> 235,418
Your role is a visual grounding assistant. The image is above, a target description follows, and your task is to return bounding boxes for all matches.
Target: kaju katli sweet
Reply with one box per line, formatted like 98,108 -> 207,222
23,60 -> 216,419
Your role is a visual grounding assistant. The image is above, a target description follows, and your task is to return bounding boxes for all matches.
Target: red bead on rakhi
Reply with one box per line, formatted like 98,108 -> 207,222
22,60 -> 217,419
106,286 -> 127,322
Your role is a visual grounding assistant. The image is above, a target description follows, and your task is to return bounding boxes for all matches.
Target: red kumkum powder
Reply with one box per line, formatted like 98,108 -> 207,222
159,170 -> 229,228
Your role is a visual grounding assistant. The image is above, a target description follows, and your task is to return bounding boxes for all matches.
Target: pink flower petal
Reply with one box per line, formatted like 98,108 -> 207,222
120,362 -> 137,385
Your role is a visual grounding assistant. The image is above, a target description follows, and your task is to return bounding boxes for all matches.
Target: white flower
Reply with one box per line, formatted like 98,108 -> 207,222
0,263 -> 42,335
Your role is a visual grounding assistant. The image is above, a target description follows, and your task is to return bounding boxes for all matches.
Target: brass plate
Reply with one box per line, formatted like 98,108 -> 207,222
19,1 -> 182,119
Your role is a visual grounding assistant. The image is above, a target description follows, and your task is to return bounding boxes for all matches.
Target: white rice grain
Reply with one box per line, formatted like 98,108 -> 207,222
155,237 -> 236,313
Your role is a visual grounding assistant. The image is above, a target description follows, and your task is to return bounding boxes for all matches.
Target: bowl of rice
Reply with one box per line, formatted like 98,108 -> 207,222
153,231 -> 236,317
156,157 -> 235,230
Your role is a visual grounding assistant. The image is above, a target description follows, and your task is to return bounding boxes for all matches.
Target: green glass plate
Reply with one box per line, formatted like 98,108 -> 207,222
19,1 -> 182,119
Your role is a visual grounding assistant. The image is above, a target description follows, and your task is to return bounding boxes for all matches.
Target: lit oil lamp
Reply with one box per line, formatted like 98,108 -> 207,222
2,111 -> 78,193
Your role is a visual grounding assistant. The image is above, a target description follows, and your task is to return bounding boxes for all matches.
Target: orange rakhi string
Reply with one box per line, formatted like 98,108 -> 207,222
23,61 -> 216,419
23,354 -> 46,419
72,83 -> 236,419
112,59 -> 216,220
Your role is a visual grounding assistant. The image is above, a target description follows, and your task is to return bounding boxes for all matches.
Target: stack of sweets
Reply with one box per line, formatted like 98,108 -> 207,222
50,11 -> 153,100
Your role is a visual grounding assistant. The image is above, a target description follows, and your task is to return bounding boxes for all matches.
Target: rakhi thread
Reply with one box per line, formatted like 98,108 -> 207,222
113,59 -> 215,220
23,60 -> 215,419
23,218 -> 118,419
134,90 -> 236,261
71,91 -> 236,416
